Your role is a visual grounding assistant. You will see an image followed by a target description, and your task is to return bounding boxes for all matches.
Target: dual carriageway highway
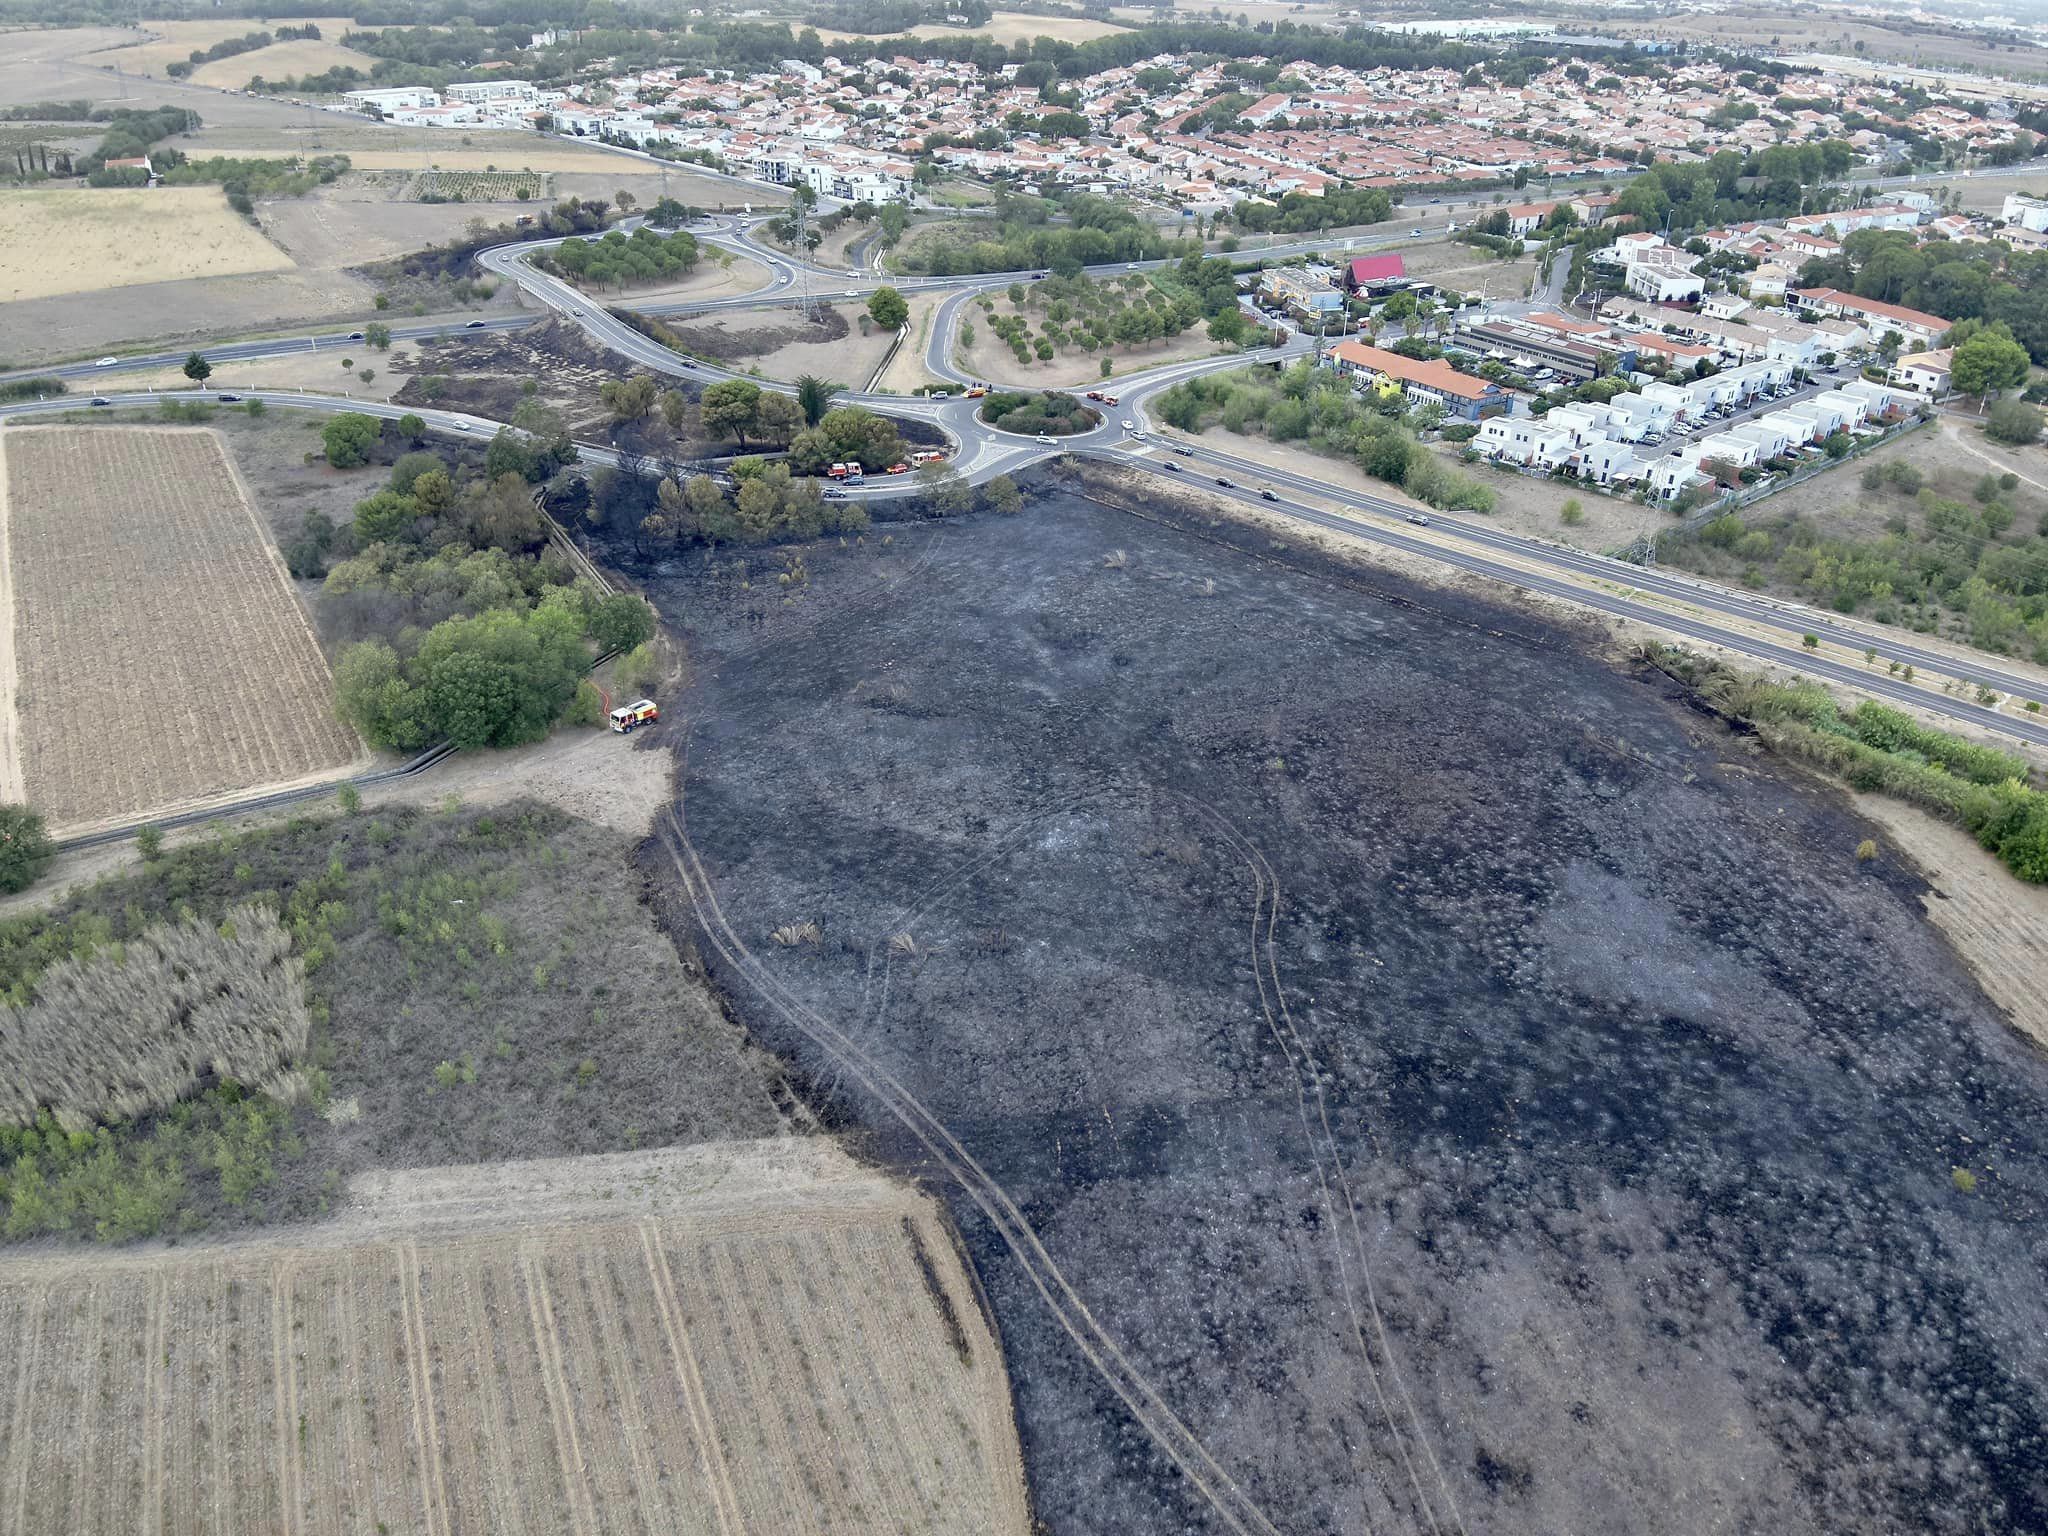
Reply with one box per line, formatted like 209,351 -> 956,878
5,211 -> 2046,749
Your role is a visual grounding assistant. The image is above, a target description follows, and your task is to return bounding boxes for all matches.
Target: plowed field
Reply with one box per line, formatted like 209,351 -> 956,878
0,427 -> 360,830
0,1140 -> 1030,1536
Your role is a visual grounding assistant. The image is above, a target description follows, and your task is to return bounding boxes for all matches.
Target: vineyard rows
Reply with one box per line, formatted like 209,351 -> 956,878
406,170 -> 552,203
2,427 -> 359,829
0,1193 -> 1028,1534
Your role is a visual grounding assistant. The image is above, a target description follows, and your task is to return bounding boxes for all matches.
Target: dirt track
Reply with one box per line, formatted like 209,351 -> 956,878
0,1140 -> 1031,1536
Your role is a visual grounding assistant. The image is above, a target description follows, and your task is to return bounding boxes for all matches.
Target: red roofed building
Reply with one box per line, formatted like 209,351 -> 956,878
1341,253 -> 1406,293
1329,339 -> 1505,419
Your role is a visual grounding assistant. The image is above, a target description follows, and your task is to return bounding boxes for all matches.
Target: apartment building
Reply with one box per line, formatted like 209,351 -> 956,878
1327,340 -> 1505,419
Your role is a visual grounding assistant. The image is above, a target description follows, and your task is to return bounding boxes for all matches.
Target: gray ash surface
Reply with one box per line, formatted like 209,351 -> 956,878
616,486 -> 2048,1535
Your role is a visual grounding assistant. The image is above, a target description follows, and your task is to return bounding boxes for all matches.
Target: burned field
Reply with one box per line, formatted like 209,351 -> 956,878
630,483 -> 2048,1535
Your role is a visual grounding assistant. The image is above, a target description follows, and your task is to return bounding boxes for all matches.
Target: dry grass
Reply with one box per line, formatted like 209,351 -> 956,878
1,904 -> 307,1131
1,427 -> 361,831
0,1138 -> 1033,1536
189,38 -> 378,89
85,15 -> 363,76
209,146 -> 643,174
0,187 -> 295,303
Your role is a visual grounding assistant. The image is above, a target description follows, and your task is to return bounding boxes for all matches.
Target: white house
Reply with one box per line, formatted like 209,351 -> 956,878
447,80 -> 540,104
1694,432 -> 1760,469
1476,418 -> 1573,467
2002,193 -> 2048,234
1889,348 -> 1952,397
1648,454 -> 1708,502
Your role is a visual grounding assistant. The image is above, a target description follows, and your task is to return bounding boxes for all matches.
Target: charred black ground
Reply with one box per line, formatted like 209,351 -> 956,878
606,477 -> 2048,1536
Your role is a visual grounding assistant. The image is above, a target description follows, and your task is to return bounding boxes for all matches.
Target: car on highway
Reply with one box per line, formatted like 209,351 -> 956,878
348,331 -> 365,340
94,356 -> 116,367
216,393 -> 240,402
1260,487 -> 1278,501
1036,433 -> 1054,444
570,308 -> 584,317
1215,475 -> 1231,487
1172,445 -> 1194,457
1409,229 -> 1423,237
1086,390 -> 1104,401
823,487 -> 848,499
1163,460 -> 1181,472
1405,512 -> 1430,525
845,289 -> 859,297
966,385 -> 987,397
466,319 -> 488,328
89,396 -> 111,406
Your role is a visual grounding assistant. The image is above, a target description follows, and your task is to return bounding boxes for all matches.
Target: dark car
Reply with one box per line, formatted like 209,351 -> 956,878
466,319 -> 488,328
1260,487 -> 1278,501
1163,460 -> 1181,472
1215,476 -> 1231,487
89,396 -> 111,406
1172,445 -> 1194,457
216,392 -> 241,402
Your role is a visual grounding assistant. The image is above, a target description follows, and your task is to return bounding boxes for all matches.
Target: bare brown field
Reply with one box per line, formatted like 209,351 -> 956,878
0,1139 -> 1032,1536
0,187 -> 295,304
0,427 -> 361,830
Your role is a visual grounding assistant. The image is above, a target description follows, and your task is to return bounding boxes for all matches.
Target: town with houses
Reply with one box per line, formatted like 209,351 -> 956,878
223,36 -> 2048,509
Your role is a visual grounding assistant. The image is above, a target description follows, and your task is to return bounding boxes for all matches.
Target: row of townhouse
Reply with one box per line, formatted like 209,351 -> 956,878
1326,340 -> 1508,420
1596,295 -> 1869,368
751,142 -> 914,202
1645,379 -> 1916,501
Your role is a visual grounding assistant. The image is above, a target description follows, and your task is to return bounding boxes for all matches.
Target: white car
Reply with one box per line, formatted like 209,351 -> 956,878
1036,433 -> 1054,445
95,356 -> 117,367
1120,419 -> 1135,431
845,289 -> 860,297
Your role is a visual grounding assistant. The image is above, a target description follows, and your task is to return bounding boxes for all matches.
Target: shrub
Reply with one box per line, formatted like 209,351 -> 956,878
0,805 -> 54,894
134,824 -> 164,859
322,412 -> 381,469
1986,398 -> 2043,447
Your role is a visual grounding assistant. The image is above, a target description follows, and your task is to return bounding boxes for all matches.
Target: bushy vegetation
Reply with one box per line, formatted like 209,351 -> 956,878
1796,227 -> 2048,364
1661,464 -> 2048,660
1645,645 -> 2048,883
1,906 -> 307,1132
0,797 -> 776,1243
977,271 -> 1203,368
542,225 -> 700,291
1154,360 -> 1497,513
164,28 -> 283,78
0,804 -> 53,894
980,389 -> 1097,436
160,153 -> 350,211
0,376 -> 64,402
896,192 -> 1195,277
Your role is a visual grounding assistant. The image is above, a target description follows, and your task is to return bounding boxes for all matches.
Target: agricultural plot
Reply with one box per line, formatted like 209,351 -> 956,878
0,1140 -> 1031,1536
0,187 -> 294,303
0,427 -> 360,830
406,168 -> 552,203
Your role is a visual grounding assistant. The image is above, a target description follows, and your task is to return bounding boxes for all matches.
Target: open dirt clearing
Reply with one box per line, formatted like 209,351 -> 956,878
0,186 -> 295,304
1,426 -> 360,830
665,302 -> 897,384
620,253 -> 772,308
0,1138 -> 1031,1536
613,472 -> 2048,1534
961,320 -> 1224,390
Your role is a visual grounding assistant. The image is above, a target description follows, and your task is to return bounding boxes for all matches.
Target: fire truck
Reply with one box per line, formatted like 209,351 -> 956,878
608,699 -> 658,733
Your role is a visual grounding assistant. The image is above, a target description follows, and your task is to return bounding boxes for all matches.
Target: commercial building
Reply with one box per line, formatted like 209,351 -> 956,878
1327,340 -> 1505,419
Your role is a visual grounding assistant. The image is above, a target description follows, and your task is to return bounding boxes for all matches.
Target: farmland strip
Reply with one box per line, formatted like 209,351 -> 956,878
396,1241 -> 452,1536
2,1281 -> 48,1534
518,1243 -> 601,1536
635,1219 -> 746,1536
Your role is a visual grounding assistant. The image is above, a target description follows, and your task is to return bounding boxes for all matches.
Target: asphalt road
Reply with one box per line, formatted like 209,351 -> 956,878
10,212 -> 2046,748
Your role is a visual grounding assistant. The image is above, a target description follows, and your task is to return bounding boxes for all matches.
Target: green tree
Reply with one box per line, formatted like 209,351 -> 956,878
795,374 -> 838,427
588,592 -> 656,654
599,374 -> 658,421
182,351 -> 211,385
866,285 -> 910,331
982,474 -> 1023,515
334,640 -> 429,751
1950,331 -> 2030,402
321,412 -> 381,469
417,605 -> 586,750
363,322 -> 392,351
1207,308 -> 1248,345
757,391 -> 803,445
351,488 -> 418,544
396,412 -> 425,444
699,379 -> 762,448
1986,398 -> 2043,447
0,803 -> 54,894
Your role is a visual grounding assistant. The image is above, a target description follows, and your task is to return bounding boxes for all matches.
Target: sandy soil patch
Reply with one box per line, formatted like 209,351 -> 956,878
122,349 -> 408,401
960,320 -> 1226,390
816,9 -> 1127,43
0,1137 -> 1032,1536
2,426 -> 362,831
1851,796 -> 2048,1054
875,290 -> 949,395
670,301 -> 897,385
0,186 -> 295,303
189,37 -> 377,90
